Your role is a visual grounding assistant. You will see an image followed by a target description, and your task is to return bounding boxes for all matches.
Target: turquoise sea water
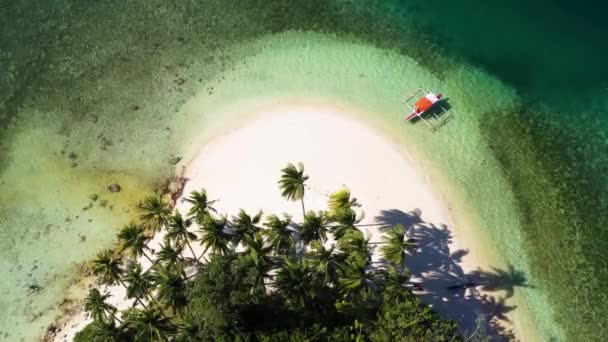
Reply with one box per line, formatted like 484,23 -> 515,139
1,1 -> 606,341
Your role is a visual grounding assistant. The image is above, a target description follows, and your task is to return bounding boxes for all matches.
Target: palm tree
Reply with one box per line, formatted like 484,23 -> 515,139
90,249 -> 125,287
79,320 -> 120,341
275,258 -> 315,308
165,210 -> 198,260
383,264 -> 410,296
123,261 -> 155,309
140,193 -> 172,232
326,189 -> 364,240
327,188 -> 360,216
305,241 -> 341,285
185,189 -> 217,225
156,241 -> 186,266
153,264 -> 188,313
156,241 -> 188,279
174,314 -> 199,341
300,210 -> 329,245
117,222 -> 154,264
198,214 -> 231,258
241,232 -> 275,293
379,224 -> 416,268
84,288 -> 120,324
124,307 -> 173,342
337,254 -> 380,299
231,209 -> 263,243
279,162 -> 309,217
337,229 -> 371,262
264,214 -> 295,256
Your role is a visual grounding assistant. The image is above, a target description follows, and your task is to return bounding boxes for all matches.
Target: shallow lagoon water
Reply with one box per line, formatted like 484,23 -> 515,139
1,1 -> 607,341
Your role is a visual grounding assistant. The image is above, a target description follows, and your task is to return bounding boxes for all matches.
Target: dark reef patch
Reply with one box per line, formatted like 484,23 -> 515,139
482,106 -> 608,340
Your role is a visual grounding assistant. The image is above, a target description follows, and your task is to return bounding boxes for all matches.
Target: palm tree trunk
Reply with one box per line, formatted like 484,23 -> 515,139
185,240 -> 198,261
145,289 -> 163,310
142,251 -> 155,266
300,198 -> 306,219
106,309 -> 123,324
142,288 -> 171,321
196,249 -> 208,263
136,297 -> 148,309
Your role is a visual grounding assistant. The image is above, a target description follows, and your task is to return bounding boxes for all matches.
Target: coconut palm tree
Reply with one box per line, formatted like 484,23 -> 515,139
117,222 -> 154,264
124,307 -> 173,342
140,193 -> 172,232
326,189 -> 364,240
90,249 -> 125,287
379,224 -> 416,268
241,232 -> 275,293
279,162 -> 309,217
122,261 -> 156,309
231,209 -> 263,243
264,214 -> 295,256
185,189 -> 217,225
84,288 -> 120,324
300,210 -> 329,245
156,241 -> 188,279
156,241 -> 186,266
174,314 -> 199,341
79,321 -> 120,341
326,188 -> 360,217
337,229 -> 371,262
382,264 -> 410,296
275,258 -> 315,308
337,254 -> 380,299
305,241 -> 341,285
153,264 -> 188,313
198,214 -> 231,258
165,210 -> 198,260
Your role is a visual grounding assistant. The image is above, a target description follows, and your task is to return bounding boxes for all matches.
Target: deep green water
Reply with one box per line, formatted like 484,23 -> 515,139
1,1 -> 607,341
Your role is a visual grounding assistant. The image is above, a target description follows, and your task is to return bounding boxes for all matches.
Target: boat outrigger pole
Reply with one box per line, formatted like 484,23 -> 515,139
402,88 -> 452,132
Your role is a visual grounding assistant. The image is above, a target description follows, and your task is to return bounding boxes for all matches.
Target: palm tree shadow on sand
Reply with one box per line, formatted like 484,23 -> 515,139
374,209 -> 532,341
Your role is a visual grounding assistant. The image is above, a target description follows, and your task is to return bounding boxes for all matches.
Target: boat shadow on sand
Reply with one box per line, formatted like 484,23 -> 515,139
374,209 -> 533,341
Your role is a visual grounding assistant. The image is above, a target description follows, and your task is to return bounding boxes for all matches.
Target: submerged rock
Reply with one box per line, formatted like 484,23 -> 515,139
43,324 -> 59,341
26,283 -> 43,294
169,156 -> 182,165
46,324 -> 58,335
89,194 -> 98,201
108,184 -> 121,192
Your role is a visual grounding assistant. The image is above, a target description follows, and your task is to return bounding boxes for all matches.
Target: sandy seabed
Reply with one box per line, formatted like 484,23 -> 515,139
55,104 -> 530,341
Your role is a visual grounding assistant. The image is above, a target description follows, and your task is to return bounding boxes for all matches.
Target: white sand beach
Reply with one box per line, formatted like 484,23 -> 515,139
54,104 -> 525,341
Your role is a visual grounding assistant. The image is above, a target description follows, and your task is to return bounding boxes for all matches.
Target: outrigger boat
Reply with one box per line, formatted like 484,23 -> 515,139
402,88 -> 452,131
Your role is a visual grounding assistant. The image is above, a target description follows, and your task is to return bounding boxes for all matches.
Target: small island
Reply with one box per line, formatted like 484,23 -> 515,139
47,107 -> 525,341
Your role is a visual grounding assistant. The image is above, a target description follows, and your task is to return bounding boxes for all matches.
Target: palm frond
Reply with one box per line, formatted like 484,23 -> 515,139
139,193 -> 171,232
278,162 -> 308,201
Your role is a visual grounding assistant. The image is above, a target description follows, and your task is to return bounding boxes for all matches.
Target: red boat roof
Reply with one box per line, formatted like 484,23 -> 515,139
415,97 -> 434,112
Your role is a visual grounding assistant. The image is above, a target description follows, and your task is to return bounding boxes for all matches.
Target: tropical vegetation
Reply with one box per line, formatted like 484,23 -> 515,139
76,162 -> 470,341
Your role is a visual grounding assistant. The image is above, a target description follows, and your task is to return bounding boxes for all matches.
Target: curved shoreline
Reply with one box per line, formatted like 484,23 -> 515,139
52,101 -> 537,341
174,100 -> 542,340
